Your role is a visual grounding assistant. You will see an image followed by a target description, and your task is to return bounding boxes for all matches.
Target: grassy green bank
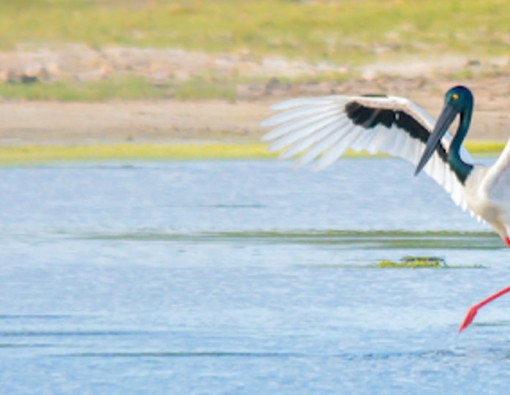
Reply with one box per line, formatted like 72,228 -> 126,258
0,144 -> 276,165
2,0 -> 510,101
2,0 -> 510,62
0,77 -> 238,102
0,141 -> 504,166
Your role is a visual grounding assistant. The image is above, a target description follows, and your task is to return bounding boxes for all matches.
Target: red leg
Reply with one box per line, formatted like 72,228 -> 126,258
506,237 -> 510,248
458,285 -> 510,333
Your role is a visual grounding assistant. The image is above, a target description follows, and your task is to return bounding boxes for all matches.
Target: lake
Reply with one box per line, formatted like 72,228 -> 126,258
1,159 -> 510,394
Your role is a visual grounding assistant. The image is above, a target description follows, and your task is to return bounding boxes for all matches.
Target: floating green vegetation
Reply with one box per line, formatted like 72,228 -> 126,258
376,256 -> 485,268
377,256 -> 447,268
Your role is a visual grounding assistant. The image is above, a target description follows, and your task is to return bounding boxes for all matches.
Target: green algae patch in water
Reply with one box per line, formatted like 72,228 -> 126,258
377,256 -> 447,268
376,256 -> 486,269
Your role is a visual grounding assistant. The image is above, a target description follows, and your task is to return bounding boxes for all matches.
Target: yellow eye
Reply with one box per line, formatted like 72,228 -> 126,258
452,93 -> 459,100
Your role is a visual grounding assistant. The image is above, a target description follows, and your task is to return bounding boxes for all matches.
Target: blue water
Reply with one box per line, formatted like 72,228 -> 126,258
1,159 -> 510,394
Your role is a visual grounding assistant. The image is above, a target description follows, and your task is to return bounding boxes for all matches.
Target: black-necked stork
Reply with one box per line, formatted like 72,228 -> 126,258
261,86 -> 510,332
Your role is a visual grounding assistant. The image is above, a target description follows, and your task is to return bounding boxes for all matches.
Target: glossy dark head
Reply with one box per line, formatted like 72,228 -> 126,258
414,86 -> 474,176
443,85 -> 473,112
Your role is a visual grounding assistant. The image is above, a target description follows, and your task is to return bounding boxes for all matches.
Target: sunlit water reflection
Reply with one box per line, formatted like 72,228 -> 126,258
1,159 -> 509,394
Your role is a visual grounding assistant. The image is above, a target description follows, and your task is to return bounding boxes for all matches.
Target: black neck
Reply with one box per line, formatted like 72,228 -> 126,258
447,109 -> 473,184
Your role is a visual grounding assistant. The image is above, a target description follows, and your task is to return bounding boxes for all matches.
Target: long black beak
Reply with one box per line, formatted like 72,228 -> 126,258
414,104 -> 458,176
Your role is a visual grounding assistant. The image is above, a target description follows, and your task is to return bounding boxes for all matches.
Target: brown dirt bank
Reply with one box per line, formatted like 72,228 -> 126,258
2,46 -> 510,145
1,76 -> 510,146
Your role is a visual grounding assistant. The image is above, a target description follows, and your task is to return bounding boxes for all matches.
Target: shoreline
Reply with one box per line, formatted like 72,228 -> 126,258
1,92 -> 508,165
0,94 -> 510,147
0,141 -> 505,166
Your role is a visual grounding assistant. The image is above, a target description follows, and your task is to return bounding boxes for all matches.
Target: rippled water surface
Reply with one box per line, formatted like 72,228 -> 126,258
2,159 -> 510,394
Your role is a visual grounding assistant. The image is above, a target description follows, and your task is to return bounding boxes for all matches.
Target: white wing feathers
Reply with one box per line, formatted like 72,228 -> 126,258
261,94 -> 476,215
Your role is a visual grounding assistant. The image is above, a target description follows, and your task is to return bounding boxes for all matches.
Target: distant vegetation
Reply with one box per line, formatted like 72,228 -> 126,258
2,0 -> 510,100
0,76 -> 237,101
2,0 -> 510,62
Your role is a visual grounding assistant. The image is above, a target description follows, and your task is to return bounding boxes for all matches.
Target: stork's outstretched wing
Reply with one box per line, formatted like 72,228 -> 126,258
261,94 -> 476,215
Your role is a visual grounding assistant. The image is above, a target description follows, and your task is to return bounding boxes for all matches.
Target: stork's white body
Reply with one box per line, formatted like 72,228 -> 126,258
465,144 -> 510,242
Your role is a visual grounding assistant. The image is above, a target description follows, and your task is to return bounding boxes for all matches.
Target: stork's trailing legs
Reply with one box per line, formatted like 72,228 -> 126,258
457,233 -> 510,332
459,285 -> 510,332
458,233 -> 510,333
